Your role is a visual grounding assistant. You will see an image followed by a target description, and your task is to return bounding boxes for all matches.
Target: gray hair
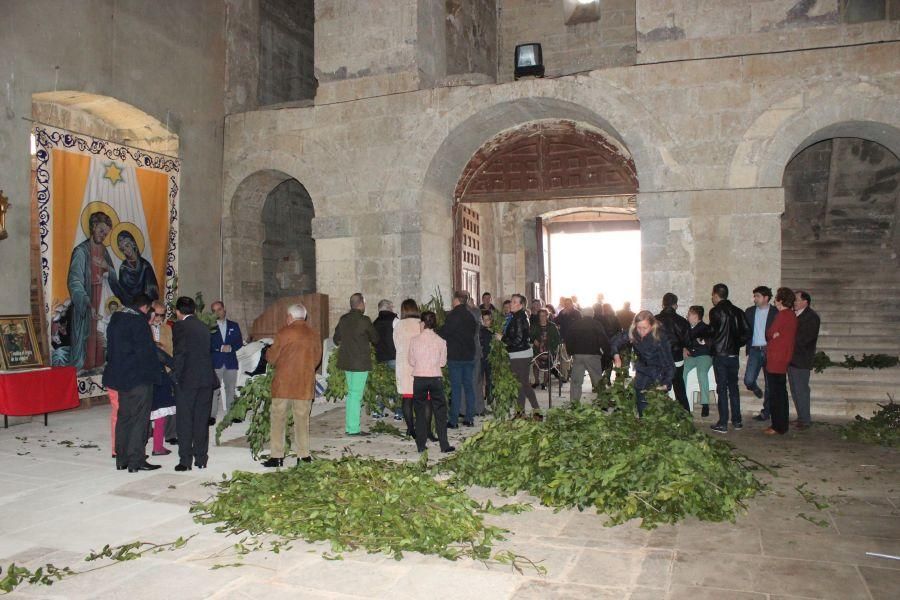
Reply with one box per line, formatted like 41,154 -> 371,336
377,299 -> 393,311
287,303 -> 307,320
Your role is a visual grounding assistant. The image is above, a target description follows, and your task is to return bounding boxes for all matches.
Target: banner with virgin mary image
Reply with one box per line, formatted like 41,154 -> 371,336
34,125 -> 180,397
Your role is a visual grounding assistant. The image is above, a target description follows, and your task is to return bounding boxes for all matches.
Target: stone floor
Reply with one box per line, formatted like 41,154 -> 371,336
1,388 -> 899,599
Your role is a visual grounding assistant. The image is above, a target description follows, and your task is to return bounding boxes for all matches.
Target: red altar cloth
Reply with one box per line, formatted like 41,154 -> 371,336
0,366 -> 80,417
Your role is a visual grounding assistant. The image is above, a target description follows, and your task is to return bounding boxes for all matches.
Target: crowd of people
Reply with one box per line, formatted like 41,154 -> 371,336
101,281 -> 820,471
103,296 -> 242,472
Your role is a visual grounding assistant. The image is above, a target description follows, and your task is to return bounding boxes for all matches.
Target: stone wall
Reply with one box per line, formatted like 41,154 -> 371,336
262,179 -> 317,307
223,40 -> 899,330
445,0 -> 498,80
499,0 -> 636,82
259,0 -> 316,105
636,0 -> 900,62
315,0 -> 421,103
0,0 -> 225,316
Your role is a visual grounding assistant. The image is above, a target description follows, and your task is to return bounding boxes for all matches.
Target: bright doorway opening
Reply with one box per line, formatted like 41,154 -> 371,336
548,227 -> 641,312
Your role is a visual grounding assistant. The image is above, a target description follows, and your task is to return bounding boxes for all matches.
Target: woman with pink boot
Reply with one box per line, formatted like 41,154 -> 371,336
149,305 -> 176,455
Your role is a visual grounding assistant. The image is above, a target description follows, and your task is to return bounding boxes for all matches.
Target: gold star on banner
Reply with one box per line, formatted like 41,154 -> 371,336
103,162 -> 124,186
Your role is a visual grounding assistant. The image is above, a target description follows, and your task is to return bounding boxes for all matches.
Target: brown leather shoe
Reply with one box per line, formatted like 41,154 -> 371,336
762,427 -> 777,435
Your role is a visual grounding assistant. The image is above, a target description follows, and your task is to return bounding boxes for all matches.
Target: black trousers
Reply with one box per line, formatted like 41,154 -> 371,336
164,412 -> 177,439
672,364 -> 690,411
510,357 -> 540,412
114,384 -> 153,469
176,385 -> 213,467
769,372 -> 789,434
413,377 -> 450,452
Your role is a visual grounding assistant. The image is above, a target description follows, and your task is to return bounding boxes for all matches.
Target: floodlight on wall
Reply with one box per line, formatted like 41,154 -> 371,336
514,43 -> 544,80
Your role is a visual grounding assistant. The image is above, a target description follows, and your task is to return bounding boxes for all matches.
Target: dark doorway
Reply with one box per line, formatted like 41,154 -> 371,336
262,179 -> 316,307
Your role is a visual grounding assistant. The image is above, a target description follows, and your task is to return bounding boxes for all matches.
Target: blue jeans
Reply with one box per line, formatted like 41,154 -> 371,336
744,347 -> 771,416
714,355 -> 741,426
448,360 -> 476,425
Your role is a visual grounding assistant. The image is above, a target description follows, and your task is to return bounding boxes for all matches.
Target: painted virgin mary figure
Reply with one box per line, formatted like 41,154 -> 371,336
115,229 -> 159,306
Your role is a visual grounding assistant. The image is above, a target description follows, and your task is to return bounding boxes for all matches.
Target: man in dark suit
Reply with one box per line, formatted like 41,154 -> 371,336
102,293 -> 162,472
789,290 -> 821,430
746,286 -> 777,422
209,300 -> 243,425
173,296 -> 219,471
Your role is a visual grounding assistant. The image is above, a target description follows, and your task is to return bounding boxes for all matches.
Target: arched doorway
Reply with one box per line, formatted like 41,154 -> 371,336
782,131 -> 900,414
262,179 -> 316,306
224,170 -> 316,331
452,119 -> 638,304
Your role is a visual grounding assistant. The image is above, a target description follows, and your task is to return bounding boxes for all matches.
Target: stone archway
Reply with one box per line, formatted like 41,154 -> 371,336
781,129 -> 900,416
32,91 -> 179,155
451,119 -> 638,300
262,179 -> 316,307
223,169 -> 316,331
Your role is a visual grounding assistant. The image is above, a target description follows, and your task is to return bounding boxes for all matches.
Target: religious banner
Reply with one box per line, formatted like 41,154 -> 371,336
33,125 -> 180,398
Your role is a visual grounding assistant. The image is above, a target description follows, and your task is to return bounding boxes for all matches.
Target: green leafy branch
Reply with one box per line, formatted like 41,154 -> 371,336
0,536 -> 193,594
841,395 -> 900,448
813,351 -> 899,373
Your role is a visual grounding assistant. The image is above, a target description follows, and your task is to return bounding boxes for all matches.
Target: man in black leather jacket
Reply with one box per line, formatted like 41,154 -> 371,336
655,293 -> 691,412
709,283 -> 750,433
501,294 -> 542,419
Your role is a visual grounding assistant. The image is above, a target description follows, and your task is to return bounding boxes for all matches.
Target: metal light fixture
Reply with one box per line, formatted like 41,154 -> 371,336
514,43 -> 544,80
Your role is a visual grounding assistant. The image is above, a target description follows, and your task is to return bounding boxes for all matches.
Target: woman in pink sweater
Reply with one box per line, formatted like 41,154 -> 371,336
408,311 -> 454,453
393,299 -> 424,437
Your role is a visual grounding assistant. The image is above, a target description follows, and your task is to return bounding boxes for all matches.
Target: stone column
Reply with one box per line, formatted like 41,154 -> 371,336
637,188 -> 784,312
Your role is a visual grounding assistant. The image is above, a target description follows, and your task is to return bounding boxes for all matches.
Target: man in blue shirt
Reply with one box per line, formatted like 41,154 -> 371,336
745,286 -> 776,422
210,300 -> 243,425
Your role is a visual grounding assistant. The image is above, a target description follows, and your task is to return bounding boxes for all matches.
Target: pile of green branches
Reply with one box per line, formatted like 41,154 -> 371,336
190,454 -> 535,567
842,397 -> 900,447
443,375 -> 762,529
215,366 -> 276,459
813,351 -> 900,373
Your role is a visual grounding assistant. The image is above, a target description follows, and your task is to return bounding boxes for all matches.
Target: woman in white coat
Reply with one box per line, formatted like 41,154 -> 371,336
393,299 -> 424,437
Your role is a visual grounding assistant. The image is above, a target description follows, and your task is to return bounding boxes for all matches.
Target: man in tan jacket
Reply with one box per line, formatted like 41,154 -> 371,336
262,303 -> 323,467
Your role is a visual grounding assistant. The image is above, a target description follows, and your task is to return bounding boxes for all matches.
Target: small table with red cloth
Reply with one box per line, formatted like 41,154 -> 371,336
0,366 -> 80,427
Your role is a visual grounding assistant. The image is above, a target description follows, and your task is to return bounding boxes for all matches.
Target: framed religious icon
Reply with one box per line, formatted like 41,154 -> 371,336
0,315 -> 44,370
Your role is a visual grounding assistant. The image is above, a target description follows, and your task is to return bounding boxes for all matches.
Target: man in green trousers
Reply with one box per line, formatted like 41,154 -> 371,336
333,293 -> 379,435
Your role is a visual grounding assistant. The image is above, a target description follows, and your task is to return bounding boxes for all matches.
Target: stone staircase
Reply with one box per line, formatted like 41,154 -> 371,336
781,238 -> 900,417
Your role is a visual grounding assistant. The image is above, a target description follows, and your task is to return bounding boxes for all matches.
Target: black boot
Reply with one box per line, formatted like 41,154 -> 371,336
701,404 -> 710,417
402,397 -> 415,437
262,457 -> 284,468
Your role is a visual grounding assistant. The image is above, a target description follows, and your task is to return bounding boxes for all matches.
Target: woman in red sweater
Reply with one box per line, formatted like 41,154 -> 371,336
764,287 -> 798,435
